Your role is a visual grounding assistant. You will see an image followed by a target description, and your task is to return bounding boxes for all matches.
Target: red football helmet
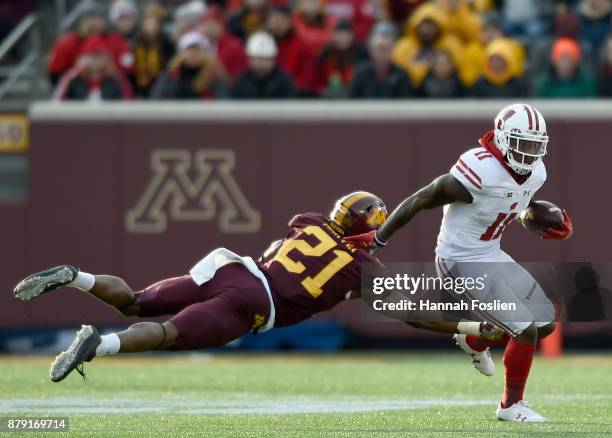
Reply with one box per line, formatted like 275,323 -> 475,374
330,191 -> 387,236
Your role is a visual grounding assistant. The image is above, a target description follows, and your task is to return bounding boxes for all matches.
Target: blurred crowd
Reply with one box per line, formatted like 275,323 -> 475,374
47,0 -> 612,100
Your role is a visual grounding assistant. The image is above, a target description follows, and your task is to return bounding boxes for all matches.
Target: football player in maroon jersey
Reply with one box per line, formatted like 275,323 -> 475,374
14,191 -> 387,382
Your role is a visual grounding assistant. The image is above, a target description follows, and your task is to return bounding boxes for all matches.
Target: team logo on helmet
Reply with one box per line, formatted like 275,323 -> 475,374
330,191 -> 387,236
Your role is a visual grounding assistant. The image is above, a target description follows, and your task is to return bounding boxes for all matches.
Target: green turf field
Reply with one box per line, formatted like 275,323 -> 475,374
1,353 -> 611,437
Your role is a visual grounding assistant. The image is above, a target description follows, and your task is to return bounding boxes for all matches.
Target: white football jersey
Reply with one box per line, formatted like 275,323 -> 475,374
435,147 -> 546,261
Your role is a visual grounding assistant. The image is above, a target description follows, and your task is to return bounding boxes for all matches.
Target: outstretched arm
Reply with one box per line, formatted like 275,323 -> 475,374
378,174 -> 473,242
345,174 -> 472,249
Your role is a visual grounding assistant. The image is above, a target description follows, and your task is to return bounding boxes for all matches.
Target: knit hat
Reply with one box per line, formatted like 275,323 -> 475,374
246,31 -> 278,58
551,37 -> 581,64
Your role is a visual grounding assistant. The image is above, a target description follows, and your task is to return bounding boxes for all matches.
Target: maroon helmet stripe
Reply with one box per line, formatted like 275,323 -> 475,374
502,109 -> 516,122
523,105 -> 533,130
533,109 -> 540,131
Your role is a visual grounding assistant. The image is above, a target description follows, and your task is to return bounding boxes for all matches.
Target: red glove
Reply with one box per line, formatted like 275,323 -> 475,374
542,210 -> 573,240
343,230 -> 387,252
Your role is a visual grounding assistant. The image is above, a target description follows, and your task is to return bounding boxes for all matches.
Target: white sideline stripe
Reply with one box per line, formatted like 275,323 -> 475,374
0,398 -> 491,415
0,395 -> 609,415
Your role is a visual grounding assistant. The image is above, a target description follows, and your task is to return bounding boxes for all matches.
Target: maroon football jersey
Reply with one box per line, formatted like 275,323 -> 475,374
260,212 -> 385,327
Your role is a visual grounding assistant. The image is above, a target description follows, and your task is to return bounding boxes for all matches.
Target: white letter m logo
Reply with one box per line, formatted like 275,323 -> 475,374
126,149 -> 261,233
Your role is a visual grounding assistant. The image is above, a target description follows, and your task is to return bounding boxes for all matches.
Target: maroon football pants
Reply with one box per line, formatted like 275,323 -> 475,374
135,263 -> 270,350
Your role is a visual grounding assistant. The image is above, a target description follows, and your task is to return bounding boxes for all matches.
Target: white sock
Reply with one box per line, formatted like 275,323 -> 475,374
69,271 -> 96,292
95,333 -> 121,357
457,320 -> 481,336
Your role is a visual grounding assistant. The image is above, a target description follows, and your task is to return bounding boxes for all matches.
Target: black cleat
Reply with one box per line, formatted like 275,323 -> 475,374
49,325 -> 101,383
14,265 -> 79,301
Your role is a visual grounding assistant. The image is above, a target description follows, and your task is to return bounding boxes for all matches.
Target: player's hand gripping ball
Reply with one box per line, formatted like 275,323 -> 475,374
519,200 -> 573,240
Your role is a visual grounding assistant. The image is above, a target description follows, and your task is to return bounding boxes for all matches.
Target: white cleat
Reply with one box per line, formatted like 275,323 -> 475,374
454,334 -> 495,376
496,400 -> 548,423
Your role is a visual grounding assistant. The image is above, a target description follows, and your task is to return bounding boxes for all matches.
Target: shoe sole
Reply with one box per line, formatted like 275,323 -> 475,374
49,325 -> 101,382
14,266 -> 75,301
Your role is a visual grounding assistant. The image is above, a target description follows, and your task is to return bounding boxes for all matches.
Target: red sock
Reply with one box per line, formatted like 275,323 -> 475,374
465,334 -> 510,352
501,338 -> 536,408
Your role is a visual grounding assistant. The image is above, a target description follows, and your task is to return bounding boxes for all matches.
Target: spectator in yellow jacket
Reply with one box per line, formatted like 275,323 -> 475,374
459,12 -> 525,87
435,0 -> 482,44
468,37 -> 527,98
392,3 -> 462,87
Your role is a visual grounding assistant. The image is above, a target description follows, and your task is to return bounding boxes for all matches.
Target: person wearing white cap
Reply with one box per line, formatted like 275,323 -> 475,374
231,31 -> 294,98
151,31 -> 229,99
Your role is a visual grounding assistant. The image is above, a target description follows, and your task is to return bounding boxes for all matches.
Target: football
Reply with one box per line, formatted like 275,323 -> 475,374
519,200 -> 564,235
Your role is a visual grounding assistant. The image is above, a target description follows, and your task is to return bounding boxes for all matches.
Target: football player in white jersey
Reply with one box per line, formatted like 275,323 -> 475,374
347,103 -> 573,422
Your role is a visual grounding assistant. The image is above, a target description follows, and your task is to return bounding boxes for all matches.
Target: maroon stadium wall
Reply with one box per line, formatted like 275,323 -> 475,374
2,102 -> 611,339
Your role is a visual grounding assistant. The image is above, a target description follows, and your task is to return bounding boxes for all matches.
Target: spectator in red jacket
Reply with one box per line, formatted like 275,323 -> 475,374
54,36 -> 133,101
201,6 -> 248,80
293,0 -> 338,56
316,18 -> 369,97
151,31 -> 229,99
325,0 -> 376,42
267,6 -> 316,95
48,4 -> 134,86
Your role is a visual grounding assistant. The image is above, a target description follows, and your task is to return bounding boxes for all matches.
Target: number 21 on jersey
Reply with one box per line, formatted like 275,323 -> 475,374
273,225 -> 353,298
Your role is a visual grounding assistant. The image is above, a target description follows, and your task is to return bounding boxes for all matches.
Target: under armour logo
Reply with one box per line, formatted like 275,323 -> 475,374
523,190 -> 531,197
126,149 -> 261,233
516,413 -> 527,422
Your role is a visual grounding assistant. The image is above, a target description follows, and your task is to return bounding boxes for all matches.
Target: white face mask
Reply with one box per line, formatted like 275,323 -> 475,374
503,131 -> 548,175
